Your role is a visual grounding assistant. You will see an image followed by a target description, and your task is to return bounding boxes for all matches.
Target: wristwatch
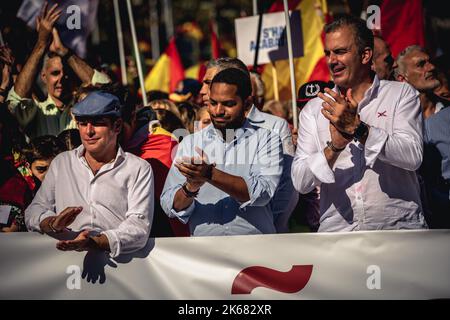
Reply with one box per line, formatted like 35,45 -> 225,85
353,121 -> 369,142
182,182 -> 199,198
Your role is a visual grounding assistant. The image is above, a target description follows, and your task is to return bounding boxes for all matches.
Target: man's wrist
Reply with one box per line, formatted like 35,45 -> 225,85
182,182 -> 199,198
326,140 -> 346,153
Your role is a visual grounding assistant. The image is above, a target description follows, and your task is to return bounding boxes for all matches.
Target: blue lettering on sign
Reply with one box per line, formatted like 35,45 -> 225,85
249,26 -> 287,52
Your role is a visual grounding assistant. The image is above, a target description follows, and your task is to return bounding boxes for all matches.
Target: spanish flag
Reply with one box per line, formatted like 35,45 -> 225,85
262,0 -> 330,101
380,0 -> 425,57
144,37 -> 185,93
137,126 -> 190,237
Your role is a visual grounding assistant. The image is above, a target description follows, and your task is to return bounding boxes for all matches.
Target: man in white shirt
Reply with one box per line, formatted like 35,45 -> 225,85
25,91 -> 154,257
291,15 -> 427,232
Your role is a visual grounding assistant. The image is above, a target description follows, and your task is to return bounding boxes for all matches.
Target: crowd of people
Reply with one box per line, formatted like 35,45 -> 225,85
1,3 -> 449,257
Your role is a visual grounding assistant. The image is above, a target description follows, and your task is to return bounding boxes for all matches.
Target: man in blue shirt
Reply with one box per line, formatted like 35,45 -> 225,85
161,68 -> 283,236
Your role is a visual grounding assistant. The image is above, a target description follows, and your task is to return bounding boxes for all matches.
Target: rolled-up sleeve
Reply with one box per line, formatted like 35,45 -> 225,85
160,137 -> 195,223
364,83 -> 423,171
6,87 -> 39,129
102,162 -> 153,258
25,156 -> 58,231
240,129 -> 283,209
91,70 -> 111,85
291,103 -> 335,194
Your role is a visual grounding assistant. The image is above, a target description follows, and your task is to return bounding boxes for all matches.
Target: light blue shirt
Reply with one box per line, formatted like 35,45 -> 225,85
247,106 -> 298,233
160,120 -> 283,236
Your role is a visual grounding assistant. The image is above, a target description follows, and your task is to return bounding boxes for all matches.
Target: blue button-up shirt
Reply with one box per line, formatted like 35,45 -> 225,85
160,120 -> 283,236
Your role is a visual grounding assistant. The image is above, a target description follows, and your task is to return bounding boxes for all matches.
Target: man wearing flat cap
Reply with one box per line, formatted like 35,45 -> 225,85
25,91 -> 154,257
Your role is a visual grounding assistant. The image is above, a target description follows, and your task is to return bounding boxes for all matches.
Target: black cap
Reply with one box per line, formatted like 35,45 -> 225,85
297,81 -> 335,106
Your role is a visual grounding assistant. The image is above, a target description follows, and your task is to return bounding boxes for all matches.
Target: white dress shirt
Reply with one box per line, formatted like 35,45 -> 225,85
291,76 -> 428,231
247,105 -> 298,233
25,145 -> 154,257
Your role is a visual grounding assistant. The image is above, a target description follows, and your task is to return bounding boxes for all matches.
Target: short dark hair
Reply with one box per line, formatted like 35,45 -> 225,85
324,14 -> 374,54
24,135 -> 63,164
210,68 -> 252,102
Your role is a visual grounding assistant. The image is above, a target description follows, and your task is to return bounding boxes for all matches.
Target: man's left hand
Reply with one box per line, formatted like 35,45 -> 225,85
175,147 -> 214,183
49,27 -> 69,57
318,88 -> 360,136
56,230 -> 92,252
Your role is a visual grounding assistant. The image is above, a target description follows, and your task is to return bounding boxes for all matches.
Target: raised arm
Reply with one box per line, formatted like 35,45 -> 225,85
49,28 -> 95,85
15,3 -> 61,98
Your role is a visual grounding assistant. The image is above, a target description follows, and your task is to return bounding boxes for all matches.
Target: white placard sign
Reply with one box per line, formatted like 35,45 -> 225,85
235,10 -> 303,65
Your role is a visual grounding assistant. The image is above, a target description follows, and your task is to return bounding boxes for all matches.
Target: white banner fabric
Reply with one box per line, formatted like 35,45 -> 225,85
0,230 -> 449,299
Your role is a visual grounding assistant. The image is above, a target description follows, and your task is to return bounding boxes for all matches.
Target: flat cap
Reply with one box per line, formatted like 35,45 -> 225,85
72,91 -> 121,117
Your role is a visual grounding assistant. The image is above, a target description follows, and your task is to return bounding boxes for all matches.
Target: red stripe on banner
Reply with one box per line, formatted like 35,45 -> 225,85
231,265 -> 313,294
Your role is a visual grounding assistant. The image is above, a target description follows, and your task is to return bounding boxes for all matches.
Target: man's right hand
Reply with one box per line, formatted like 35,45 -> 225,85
40,206 -> 83,233
36,2 -> 62,45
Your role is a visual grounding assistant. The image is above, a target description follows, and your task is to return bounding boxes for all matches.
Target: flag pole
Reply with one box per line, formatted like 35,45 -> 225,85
271,62 -> 279,101
0,29 -> 4,46
283,0 -> 298,129
113,0 -> 128,86
126,0 -> 148,106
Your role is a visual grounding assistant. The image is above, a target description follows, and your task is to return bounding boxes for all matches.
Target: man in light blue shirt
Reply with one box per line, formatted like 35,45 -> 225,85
161,68 -> 283,236
198,58 -> 297,233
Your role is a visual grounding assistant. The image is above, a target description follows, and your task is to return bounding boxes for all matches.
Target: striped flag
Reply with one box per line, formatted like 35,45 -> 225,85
144,37 -> 185,93
261,0 -> 330,101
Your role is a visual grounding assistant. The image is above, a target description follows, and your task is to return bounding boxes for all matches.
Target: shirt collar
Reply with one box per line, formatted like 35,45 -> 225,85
333,75 -> 380,111
75,144 -> 126,167
247,105 -> 265,124
205,119 -> 256,142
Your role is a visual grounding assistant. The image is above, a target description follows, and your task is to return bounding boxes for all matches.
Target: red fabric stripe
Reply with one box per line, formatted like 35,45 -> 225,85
166,37 -> 185,92
307,56 -> 330,82
380,0 -> 425,58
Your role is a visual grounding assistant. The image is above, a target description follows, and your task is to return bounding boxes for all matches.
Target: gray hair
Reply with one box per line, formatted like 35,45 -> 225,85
206,57 -> 249,76
250,71 -> 265,97
41,52 -> 62,72
394,45 -> 425,79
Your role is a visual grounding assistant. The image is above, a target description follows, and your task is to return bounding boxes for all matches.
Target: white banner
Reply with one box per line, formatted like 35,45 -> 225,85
235,10 -> 303,65
1,230 -> 449,299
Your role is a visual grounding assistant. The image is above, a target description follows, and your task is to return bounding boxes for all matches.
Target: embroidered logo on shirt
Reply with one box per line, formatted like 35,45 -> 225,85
377,111 -> 387,118
231,265 -> 313,294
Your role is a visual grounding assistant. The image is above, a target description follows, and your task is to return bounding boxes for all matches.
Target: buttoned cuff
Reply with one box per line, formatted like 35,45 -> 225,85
364,126 -> 388,168
102,230 -> 121,258
170,201 -> 195,224
307,150 -> 335,184
239,175 -> 266,209
36,211 -> 57,232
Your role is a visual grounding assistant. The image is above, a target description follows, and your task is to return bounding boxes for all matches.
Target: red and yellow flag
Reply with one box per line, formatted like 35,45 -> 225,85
262,0 -> 330,101
144,37 -> 185,93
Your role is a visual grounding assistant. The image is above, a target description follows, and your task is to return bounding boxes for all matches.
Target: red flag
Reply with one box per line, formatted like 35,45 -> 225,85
209,21 -> 220,59
138,127 -> 190,237
380,0 -> 425,58
144,37 -> 185,93
262,0 -> 330,100
166,38 -> 185,92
